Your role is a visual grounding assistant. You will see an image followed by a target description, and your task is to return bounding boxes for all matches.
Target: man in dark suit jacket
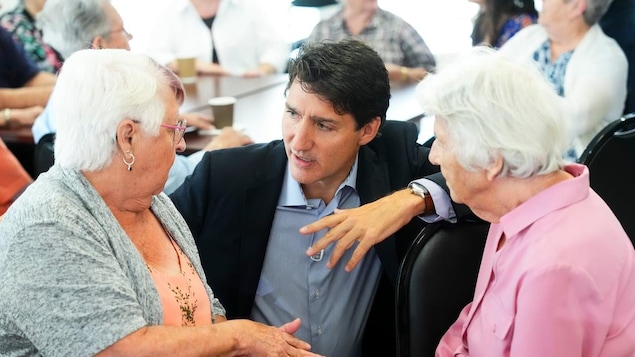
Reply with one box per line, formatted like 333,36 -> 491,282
171,39 -> 465,356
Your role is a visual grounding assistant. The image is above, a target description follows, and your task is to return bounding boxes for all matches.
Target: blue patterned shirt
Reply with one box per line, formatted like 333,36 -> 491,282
532,40 -> 574,96
533,40 -> 577,160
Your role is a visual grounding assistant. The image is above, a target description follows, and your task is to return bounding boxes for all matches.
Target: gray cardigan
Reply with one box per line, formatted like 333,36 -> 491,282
0,165 -> 225,357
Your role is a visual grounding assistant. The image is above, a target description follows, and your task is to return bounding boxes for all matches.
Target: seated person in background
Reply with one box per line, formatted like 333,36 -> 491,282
32,0 -> 252,191
0,48 -> 320,357
470,0 -> 537,48
498,0 -> 627,161
170,39 -> 468,356
600,0 -> 635,114
0,0 -> 63,73
144,0 -> 290,77
0,26 -> 54,121
0,137 -> 32,215
418,47 -> 635,357
0,105 -> 43,129
307,0 -> 435,83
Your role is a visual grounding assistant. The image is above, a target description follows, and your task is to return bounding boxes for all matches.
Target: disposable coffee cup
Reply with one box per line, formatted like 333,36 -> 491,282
176,57 -> 197,84
208,96 -> 237,128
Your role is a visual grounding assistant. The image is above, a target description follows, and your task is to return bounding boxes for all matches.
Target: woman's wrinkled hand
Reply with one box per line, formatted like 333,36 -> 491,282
224,318 -> 324,357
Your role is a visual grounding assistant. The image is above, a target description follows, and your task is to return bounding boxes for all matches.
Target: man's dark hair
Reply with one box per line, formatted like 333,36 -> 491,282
286,39 -> 390,130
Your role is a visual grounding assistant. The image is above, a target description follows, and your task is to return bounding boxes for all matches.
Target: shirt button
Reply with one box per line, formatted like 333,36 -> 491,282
315,289 -> 321,299
317,326 -> 324,335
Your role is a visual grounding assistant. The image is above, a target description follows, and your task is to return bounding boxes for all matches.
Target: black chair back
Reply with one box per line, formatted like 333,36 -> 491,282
34,133 -> 55,178
579,112 -> 635,246
395,220 -> 489,357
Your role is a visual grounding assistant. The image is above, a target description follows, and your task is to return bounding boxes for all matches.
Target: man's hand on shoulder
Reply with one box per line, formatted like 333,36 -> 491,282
302,188 -> 427,271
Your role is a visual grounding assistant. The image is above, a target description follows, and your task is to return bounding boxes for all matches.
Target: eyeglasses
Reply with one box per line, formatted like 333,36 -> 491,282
105,28 -> 133,41
161,119 -> 187,145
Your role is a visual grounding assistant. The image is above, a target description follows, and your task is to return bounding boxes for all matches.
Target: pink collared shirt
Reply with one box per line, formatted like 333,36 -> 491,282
437,164 -> 635,357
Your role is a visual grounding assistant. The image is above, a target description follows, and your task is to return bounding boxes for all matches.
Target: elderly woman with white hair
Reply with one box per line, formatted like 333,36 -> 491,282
498,0 -> 628,161
31,0 -> 252,192
0,49 -> 320,357
421,48 -> 635,356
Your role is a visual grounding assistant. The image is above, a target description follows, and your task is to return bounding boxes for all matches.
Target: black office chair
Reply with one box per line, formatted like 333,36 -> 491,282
579,112 -> 635,247
395,220 -> 489,357
291,0 -> 337,6
33,133 -> 55,178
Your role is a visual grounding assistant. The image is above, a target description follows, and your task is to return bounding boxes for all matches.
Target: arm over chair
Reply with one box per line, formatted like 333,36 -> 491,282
395,220 -> 489,357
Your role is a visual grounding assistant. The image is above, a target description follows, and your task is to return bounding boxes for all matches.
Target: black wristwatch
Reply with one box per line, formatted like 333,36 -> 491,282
408,182 -> 433,215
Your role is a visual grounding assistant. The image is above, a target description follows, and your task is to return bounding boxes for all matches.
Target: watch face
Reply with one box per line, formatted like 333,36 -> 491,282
410,183 -> 428,198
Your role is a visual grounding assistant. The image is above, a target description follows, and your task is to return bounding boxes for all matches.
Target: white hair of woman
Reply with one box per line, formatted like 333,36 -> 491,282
53,48 -> 184,171
417,46 -> 570,179
38,0 -> 113,59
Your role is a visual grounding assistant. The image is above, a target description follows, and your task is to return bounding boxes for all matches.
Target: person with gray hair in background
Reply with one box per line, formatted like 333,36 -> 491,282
418,47 -> 635,356
0,48 -> 320,357
31,0 -> 252,190
498,0 -> 627,162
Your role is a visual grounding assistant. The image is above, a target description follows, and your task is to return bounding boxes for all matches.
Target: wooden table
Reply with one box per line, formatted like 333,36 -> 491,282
0,126 -> 34,144
180,74 -> 288,112
0,74 -> 289,146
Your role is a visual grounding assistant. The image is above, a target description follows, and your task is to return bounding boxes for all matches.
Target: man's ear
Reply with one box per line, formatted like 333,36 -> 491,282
358,117 -> 381,146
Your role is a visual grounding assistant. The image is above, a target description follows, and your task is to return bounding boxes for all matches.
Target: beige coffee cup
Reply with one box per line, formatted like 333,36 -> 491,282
176,57 -> 197,84
208,96 -> 237,128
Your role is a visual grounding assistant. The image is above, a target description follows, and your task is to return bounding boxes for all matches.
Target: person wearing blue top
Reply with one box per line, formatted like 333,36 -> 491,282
0,25 -> 39,88
0,26 -> 54,126
470,0 -> 538,48
499,0 -> 627,161
170,39 -> 472,356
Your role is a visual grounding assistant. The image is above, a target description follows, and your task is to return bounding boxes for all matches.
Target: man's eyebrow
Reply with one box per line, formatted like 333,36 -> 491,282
284,103 -> 338,124
311,116 -> 338,125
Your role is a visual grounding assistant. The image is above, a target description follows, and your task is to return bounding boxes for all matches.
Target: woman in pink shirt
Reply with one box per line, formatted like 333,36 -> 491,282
417,47 -> 635,356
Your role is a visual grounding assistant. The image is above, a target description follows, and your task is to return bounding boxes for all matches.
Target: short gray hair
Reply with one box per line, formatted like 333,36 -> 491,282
580,0 -> 614,25
417,46 -> 569,179
53,49 -> 184,171
37,0 -> 112,59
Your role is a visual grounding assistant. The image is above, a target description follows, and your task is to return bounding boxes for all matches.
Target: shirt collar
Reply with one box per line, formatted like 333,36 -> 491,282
499,164 -> 589,239
278,154 -> 359,207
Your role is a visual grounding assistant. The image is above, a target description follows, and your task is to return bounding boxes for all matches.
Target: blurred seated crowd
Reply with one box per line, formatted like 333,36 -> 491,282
0,0 -> 634,355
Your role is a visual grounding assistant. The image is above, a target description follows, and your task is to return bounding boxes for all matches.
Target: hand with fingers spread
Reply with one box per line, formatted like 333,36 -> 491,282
220,318 -> 323,357
302,188 -> 428,272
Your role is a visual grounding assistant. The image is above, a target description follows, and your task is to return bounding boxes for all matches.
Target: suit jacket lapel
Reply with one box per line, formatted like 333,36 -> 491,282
237,142 -> 288,314
357,145 -> 391,204
357,145 -> 400,283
